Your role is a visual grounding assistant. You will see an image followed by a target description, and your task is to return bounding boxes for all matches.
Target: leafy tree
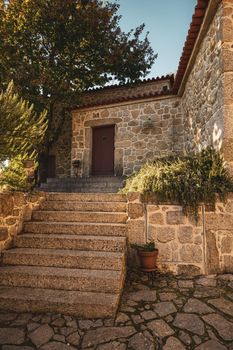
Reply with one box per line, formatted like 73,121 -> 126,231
0,81 -> 47,190
0,0 -> 156,151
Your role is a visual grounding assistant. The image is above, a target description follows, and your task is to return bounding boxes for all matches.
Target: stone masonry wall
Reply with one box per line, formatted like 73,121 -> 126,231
205,194 -> 233,274
72,96 -> 183,176
127,193 -> 205,276
127,192 -> 233,276
222,0 -> 233,173
0,191 -> 45,252
182,3 -> 224,153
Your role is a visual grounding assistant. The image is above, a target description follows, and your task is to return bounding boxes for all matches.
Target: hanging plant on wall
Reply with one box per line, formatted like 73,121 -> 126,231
121,147 -> 233,219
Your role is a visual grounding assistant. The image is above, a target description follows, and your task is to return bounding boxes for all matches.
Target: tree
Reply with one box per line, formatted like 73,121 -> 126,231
0,81 -> 47,190
0,0 -> 156,151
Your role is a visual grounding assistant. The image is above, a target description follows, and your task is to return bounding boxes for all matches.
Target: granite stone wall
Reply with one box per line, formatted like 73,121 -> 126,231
127,192 -> 233,275
0,191 -> 45,252
205,194 -> 233,274
126,193 -> 205,276
182,3 -> 224,153
72,96 -> 183,177
221,0 -> 233,173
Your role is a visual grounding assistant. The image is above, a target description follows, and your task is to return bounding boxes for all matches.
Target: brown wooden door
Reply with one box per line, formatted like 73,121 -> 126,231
92,125 -> 115,175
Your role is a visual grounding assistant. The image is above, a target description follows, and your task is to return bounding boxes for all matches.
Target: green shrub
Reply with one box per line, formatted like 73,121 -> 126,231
121,147 -> 233,219
131,242 -> 157,251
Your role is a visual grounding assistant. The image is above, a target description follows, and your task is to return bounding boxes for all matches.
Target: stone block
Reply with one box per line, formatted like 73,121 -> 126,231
179,244 -> 203,263
205,212 -> 233,230
178,226 -> 193,243
127,192 -> 142,203
177,264 -> 201,276
206,230 -> 221,274
156,227 -> 176,243
13,192 -> 26,207
223,49 -> 233,72
222,17 -> 233,42
166,211 -> 186,225
0,227 -> 8,241
148,212 -> 164,225
5,218 -> 16,226
128,203 -> 144,219
0,194 -> 13,216
221,236 -> 233,254
223,255 -> 233,273
157,243 -> 172,261
127,220 -> 146,244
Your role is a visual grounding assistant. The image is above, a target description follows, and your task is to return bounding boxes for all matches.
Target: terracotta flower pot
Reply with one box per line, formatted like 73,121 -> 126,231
137,249 -> 158,270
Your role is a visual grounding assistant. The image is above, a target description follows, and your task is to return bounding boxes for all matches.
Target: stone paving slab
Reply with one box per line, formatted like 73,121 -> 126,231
0,272 -> 232,349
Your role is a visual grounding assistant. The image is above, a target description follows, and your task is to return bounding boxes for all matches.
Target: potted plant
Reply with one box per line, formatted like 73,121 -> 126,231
131,241 -> 158,270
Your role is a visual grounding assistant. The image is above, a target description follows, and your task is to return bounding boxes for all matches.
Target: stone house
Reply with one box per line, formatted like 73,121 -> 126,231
48,0 -> 233,180
40,0 -> 233,276
0,0 -> 232,317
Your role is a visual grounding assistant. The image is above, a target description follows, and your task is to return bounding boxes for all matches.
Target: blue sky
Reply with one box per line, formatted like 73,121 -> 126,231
116,0 -> 197,78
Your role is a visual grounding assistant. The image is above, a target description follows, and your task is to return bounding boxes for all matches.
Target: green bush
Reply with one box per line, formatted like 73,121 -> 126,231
121,148 -> 233,219
131,242 -> 157,251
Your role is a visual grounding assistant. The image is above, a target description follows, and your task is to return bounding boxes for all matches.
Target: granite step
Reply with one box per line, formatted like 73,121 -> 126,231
14,234 -> 126,252
32,210 -> 127,224
46,176 -> 124,184
0,286 -> 119,317
41,200 -> 127,212
41,187 -> 122,193
0,266 -> 123,293
24,221 -> 127,236
41,182 -> 122,189
3,248 -> 125,270
45,192 -> 126,202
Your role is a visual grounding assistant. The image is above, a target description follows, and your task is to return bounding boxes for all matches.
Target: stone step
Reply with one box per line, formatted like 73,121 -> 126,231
3,248 -> 125,270
45,192 -> 126,202
46,176 -> 124,184
24,221 -> 127,236
41,187 -> 122,193
15,234 -> 126,252
40,183 -> 122,190
0,286 -> 119,317
32,210 -> 127,224
41,200 -> 127,212
0,266 -> 123,293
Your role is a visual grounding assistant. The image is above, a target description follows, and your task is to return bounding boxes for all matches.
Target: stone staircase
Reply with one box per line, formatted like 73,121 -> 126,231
40,176 -> 124,193
0,192 -> 128,318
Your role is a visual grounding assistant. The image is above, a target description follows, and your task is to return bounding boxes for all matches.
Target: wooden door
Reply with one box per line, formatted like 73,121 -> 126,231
92,125 -> 115,175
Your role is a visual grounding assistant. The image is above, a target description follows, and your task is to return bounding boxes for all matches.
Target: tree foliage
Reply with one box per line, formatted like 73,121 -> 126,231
0,81 -> 47,190
0,0 -> 156,148
0,81 -> 47,162
121,148 -> 233,219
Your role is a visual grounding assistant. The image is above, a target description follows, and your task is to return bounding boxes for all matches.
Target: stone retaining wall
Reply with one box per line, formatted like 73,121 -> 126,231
127,192 -> 233,275
0,191 -> 45,252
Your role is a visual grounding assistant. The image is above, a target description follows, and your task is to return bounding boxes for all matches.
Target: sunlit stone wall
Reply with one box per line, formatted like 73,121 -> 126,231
182,4 -> 224,153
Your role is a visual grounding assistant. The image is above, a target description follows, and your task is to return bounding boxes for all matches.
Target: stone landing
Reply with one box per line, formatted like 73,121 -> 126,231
0,192 -> 128,318
40,176 -> 124,193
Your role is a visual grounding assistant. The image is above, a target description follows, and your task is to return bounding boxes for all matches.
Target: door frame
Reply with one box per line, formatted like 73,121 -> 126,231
91,124 -> 115,176
80,118 -> 123,177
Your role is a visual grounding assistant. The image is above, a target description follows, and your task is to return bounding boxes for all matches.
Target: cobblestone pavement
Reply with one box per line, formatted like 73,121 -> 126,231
0,271 -> 233,349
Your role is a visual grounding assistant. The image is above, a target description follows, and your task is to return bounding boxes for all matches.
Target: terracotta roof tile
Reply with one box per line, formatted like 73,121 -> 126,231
77,74 -> 174,109
173,0 -> 209,93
